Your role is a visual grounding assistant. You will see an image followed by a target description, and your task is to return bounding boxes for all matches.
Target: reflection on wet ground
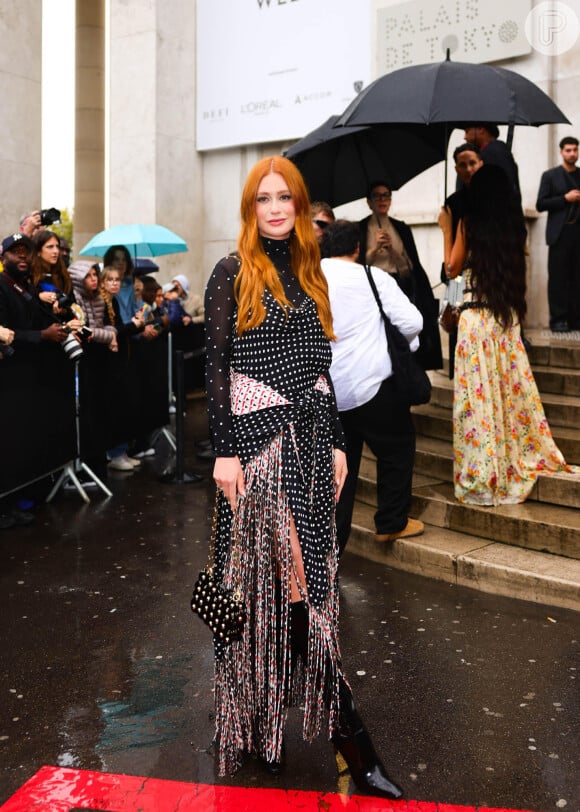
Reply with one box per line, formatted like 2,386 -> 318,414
0,400 -> 578,810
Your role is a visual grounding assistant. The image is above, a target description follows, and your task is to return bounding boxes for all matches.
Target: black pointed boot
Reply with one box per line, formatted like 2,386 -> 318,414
332,678 -> 403,800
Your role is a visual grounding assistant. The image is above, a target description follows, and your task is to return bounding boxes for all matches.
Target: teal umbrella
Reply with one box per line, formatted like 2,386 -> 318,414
79,223 -> 188,260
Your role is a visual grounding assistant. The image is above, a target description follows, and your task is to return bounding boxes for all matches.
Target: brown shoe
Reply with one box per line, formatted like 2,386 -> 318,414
374,518 -> 424,542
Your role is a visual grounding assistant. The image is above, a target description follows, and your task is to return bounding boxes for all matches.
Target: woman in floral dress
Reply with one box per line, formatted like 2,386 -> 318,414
203,156 -> 402,799
439,165 -> 572,505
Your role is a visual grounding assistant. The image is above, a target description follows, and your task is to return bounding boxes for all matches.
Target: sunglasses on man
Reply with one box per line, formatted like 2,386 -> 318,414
313,219 -> 330,230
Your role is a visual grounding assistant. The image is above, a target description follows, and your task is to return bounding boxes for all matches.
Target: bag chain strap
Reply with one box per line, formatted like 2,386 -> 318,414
207,489 -> 242,601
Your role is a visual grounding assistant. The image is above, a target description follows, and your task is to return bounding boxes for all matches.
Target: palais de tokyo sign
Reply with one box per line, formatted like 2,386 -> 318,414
196,0 -> 532,152
376,0 -> 532,72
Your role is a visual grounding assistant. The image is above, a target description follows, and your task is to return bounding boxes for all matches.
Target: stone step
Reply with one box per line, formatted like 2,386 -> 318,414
441,330 -> 580,373
355,478 -> 580,560
426,371 -> 580,428
412,404 -> 580,464
533,364 -> 580,397
347,502 -> 580,612
527,338 -> 580,371
402,436 -> 580,509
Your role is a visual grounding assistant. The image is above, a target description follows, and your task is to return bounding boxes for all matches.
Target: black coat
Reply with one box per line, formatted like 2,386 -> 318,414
358,215 -> 442,371
536,165 -> 580,246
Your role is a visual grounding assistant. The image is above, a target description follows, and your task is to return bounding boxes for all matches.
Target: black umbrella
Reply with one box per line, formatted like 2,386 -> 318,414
133,258 -> 160,276
284,115 -> 450,208
335,55 -> 570,128
335,55 -> 570,197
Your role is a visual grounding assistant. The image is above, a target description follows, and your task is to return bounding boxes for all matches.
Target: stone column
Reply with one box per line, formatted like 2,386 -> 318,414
74,0 -> 105,255
108,0 -> 202,287
0,0 -> 42,236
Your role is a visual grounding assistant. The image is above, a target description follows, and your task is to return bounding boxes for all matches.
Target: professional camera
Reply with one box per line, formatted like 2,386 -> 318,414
40,207 -> 61,227
60,328 -> 84,362
56,292 -> 73,309
0,341 -> 15,358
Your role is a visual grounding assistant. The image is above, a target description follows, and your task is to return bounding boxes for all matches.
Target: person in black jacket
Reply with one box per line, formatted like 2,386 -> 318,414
0,234 -> 68,349
357,181 -> 442,371
463,123 -> 521,205
536,136 -> 580,332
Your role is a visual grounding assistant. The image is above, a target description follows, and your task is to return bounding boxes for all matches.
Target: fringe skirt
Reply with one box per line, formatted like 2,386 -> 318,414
213,430 -> 341,776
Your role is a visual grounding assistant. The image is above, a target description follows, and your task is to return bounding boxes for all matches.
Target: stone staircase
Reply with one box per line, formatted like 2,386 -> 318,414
346,330 -> 580,612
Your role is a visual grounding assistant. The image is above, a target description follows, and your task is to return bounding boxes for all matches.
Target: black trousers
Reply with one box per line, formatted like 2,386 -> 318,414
336,376 -> 415,555
548,222 -> 580,328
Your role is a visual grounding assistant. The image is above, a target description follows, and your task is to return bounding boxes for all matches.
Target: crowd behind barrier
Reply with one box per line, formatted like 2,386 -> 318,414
0,325 -> 191,496
0,220 -> 205,502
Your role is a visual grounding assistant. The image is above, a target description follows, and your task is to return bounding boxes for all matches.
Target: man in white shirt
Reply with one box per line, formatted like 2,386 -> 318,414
321,220 -> 424,554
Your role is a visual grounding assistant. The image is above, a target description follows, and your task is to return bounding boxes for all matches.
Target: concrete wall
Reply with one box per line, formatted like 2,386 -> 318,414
75,0 -> 105,254
0,1 -> 42,237
108,0 -> 201,285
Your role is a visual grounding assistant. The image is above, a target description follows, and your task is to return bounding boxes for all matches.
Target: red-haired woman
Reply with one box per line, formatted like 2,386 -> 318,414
203,156 -> 402,799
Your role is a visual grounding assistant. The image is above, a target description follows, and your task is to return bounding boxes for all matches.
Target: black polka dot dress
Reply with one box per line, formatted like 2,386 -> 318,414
204,236 -> 345,775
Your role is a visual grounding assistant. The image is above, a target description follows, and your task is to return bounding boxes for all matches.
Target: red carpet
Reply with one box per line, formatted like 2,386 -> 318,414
0,766 -> 534,812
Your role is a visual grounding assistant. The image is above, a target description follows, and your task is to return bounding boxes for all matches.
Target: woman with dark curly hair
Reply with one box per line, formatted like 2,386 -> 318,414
204,155 -> 403,799
439,164 -> 573,505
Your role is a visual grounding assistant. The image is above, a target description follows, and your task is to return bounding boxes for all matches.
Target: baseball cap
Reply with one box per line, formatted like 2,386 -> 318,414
2,233 -> 33,254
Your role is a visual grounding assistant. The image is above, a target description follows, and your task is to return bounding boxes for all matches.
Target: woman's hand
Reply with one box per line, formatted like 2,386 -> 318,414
66,318 -> 83,332
142,324 -> 157,340
333,448 -> 347,502
437,205 -> 452,233
213,455 -> 245,512
39,291 -> 56,304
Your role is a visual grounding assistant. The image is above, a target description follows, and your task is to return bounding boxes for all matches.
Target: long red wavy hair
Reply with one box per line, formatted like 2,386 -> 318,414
235,156 -> 335,340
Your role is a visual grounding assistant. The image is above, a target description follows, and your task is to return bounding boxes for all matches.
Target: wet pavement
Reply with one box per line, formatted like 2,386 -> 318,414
0,400 -> 578,811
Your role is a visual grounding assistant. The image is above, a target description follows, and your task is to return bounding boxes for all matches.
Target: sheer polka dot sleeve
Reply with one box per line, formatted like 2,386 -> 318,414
204,257 -> 239,457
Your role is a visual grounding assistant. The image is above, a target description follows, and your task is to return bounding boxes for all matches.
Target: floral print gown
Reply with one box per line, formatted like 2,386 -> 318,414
453,307 -> 572,505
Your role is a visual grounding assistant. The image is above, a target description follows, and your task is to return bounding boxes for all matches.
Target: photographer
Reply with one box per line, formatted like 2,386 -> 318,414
31,230 -> 81,330
19,207 -> 60,239
0,233 -> 76,495
0,234 -> 70,349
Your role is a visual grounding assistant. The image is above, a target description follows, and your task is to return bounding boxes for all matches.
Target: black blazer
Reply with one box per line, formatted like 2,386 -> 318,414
536,165 -> 580,245
357,214 -> 442,371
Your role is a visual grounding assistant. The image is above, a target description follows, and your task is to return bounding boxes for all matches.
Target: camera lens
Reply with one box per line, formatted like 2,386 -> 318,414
56,293 -> 71,309
60,333 -> 83,362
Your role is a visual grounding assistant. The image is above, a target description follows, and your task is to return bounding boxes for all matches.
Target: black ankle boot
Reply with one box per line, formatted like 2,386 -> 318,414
259,740 -> 286,776
290,600 -> 309,663
332,678 -> 403,800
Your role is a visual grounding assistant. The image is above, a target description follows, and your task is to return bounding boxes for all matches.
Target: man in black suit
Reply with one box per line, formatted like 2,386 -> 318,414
536,136 -> 580,332
463,123 -> 521,205
357,181 -> 442,371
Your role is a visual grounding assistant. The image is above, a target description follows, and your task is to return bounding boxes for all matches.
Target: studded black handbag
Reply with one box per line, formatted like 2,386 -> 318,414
190,492 -> 246,646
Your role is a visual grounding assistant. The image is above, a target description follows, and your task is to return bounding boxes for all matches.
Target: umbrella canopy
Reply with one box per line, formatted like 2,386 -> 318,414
336,57 -> 570,128
285,116 -> 449,207
79,224 -> 188,259
133,258 -> 160,276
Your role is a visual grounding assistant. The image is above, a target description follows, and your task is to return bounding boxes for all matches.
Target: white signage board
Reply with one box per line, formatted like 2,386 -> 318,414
196,0 -> 372,151
374,0 -> 532,73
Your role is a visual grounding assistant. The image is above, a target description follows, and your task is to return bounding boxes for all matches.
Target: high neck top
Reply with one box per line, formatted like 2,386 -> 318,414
262,236 -> 291,273
261,235 -> 305,306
